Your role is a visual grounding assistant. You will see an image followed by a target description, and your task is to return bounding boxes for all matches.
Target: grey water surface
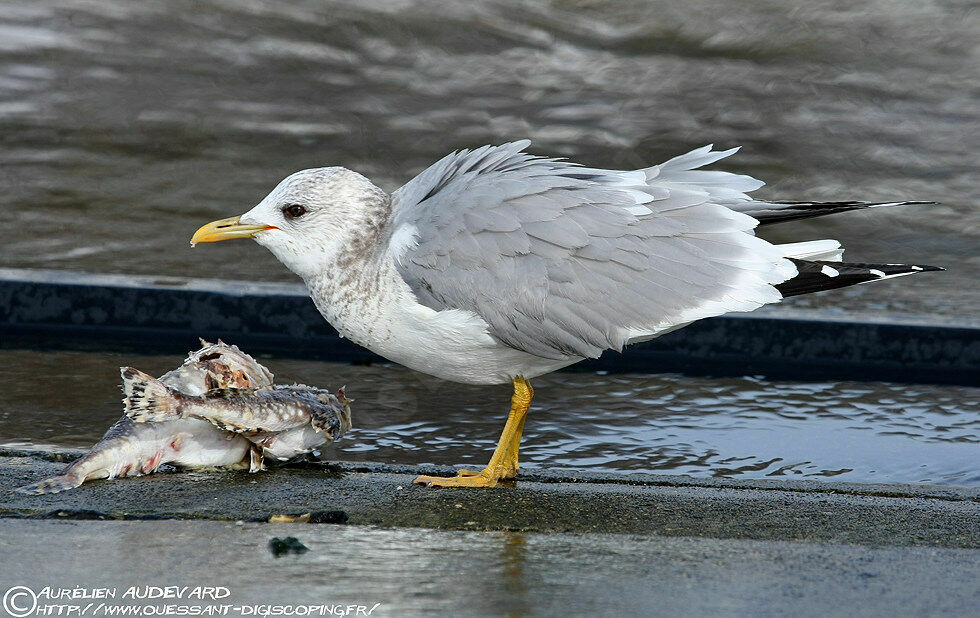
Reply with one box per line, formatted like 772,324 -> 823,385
0,0 -> 976,317
0,2 -> 976,487
0,350 -> 976,486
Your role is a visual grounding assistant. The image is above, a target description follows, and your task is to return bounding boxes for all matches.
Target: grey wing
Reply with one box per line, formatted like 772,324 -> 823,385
387,141 -> 797,361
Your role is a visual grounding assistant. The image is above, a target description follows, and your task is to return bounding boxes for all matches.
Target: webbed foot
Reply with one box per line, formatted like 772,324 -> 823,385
414,466 -> 515,488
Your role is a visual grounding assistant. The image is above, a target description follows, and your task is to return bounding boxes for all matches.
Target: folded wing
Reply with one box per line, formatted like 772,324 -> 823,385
386,141 -> 798,361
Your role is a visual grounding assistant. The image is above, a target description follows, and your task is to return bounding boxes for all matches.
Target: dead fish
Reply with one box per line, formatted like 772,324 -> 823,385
121,367 -> 352,443
14,340 -> 274,495
14,417 -> 256,495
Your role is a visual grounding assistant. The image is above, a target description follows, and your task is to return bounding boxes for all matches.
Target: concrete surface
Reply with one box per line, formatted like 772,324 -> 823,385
1,519 -> 978,618
2,450 -> 977,548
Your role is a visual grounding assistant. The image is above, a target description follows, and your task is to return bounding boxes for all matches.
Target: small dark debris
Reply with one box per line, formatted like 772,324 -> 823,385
308,510 -> 348,524
120,513 -> 181,521
25,510 -> 184,521
41,509 -> 108,520
269,536 -> 308,557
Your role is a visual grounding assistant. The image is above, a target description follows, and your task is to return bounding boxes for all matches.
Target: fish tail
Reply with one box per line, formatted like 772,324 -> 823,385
14,473 -> 85,495
121,367 -> 181,422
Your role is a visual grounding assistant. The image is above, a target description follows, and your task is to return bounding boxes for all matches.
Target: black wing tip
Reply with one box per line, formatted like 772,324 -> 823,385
754,199 -> 938,226
777,259 -> 945,298
776,199 -> 939,206
882,262 -> 945,273
815,260 -> 947,275
867,200 -> 938,206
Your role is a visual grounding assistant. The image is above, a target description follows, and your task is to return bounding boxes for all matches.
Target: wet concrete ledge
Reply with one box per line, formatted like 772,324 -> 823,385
1,268 -> 978,386
2,449 -> 977,548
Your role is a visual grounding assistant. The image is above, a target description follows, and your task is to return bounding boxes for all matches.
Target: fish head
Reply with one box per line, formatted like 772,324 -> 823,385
161,341 -> 275,393
317,390 -> 353,435
192,342 -> 275,388
202,362 -> 254,390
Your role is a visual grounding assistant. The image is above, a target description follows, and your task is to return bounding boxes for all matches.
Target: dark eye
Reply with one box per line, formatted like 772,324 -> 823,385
282,204 -> 306,218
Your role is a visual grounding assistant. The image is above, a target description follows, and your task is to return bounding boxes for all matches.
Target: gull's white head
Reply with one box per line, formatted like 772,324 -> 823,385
191,167 -> 390,281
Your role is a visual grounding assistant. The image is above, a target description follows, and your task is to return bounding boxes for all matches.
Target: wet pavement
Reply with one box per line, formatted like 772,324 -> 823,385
1,518 -> 978,617
1,449 -> 978,617
2,451 -> 977,546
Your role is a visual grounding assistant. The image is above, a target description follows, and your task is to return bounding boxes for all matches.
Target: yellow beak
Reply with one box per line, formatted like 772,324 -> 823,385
190,216 -> 277,246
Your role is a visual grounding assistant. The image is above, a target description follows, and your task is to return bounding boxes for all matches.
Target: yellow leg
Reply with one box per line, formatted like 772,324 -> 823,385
414,377 -> 534,488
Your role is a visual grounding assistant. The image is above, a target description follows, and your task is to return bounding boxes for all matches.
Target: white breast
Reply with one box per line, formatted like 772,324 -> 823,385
306,257 -> 578,385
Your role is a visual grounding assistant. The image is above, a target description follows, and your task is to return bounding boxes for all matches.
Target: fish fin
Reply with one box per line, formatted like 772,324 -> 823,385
141,449 -> 165,474
337,385 -> 353,405
249,444 -> 266,473
14,474 -> 85,495
121,367 -> 180,422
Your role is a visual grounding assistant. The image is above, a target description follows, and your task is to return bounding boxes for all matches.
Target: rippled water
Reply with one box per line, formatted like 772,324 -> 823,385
0,0 -> 977,317
0,3 -> 976,487
1,350 -> 976,486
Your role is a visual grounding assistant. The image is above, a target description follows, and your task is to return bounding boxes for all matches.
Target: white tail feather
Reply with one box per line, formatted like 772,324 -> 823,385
778,240 -> 844,262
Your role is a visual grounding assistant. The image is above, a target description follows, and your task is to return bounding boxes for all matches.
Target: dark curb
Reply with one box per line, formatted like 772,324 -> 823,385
2,268 -> 978,385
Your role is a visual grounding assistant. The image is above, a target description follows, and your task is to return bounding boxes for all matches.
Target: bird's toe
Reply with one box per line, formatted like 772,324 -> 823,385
413,471 -> 502,488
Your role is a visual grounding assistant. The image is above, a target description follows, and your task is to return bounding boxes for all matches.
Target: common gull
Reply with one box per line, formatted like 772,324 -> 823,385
191,141 -> 941,487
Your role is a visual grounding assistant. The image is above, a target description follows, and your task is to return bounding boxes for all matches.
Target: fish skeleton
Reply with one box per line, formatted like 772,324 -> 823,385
121,367 -> 352,443
15,340 -> 348,495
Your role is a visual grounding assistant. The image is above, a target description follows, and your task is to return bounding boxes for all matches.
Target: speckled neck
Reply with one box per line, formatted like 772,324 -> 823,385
302,186 -> 392,291
303,204 -> 406,350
